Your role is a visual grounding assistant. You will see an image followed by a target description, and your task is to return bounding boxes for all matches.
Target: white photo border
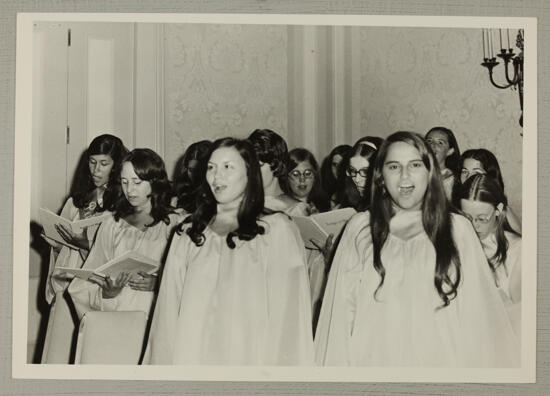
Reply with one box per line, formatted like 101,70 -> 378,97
13,12 -> 538,382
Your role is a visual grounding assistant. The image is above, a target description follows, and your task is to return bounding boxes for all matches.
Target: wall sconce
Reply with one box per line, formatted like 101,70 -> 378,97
481,28 -> 524,131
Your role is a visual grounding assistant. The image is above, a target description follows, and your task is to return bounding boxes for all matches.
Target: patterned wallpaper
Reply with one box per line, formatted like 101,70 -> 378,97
357,27 -> 523,217
163,23 -> 288,177
162,24 -> 523,217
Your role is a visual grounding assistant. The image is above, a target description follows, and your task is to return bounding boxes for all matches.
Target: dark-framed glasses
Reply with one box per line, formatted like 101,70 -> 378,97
289,169 -> 314,180
346,167 -> 369,178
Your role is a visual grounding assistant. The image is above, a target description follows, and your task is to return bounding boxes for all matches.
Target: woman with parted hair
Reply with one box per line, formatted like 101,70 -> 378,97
315,131 -> 518,367
459,174 -> 522,337
425,126 -> 461,203
43,134 -> 128,302
460,148 -> 522,233
334,137 -> 379,211
68,148 -> 179,320
145,137 -> 314,365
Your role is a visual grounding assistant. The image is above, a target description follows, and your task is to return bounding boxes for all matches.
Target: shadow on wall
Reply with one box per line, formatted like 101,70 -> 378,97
29,220 -> 51,363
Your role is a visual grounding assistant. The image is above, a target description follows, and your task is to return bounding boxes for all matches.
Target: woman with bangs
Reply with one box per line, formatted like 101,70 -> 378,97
282,148 -> 330,215
459,174 -> 522,337
315,131 -> 518,367
68,148 -> 179,320
145,137 -> 314,365
334,137 -> 379,211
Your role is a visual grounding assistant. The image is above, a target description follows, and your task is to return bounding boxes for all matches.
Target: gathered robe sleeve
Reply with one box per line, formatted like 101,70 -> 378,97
67,216 -> 117,317
143,228 -> 188,364
452,215 -> 520,367
262,215 -> 314,365
314,212 -> 370,365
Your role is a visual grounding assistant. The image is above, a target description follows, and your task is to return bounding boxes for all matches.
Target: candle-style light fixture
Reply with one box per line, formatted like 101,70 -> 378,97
481,28 -> 524,130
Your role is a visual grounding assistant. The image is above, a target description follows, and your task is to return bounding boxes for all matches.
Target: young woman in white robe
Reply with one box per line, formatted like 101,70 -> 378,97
68,148 -> 178,319
459,173 -> 522,337
145,137 -> 314,365
43,134 -> 128,304
315,131 -> 519,367
40,134 -> 127,363
425,127 -> 461,203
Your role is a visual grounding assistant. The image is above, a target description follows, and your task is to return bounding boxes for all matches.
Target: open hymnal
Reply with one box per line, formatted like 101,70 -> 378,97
292,207 -> 356,250
54,250 -> 159,281
39,207 -> 109,249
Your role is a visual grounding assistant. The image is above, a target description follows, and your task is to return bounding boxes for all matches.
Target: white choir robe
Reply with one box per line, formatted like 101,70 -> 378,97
144,213 -> 315,365
315,210 -> 519,367
68,213 -> 180,319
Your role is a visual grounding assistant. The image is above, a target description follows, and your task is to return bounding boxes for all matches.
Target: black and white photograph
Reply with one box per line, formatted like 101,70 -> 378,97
12,12 -> 537,382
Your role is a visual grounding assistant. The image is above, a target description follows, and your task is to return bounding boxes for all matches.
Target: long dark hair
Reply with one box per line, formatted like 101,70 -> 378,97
281,148 -> 330,213
114,148 -> 173,227
370,131 -> 461,308
337,137 -> 379,211
70,134 -> 128,211
458,174 -> 519,282
320,144 -> 352,201
181,137 -> 266,249
460,149 -> 505,190
426,127 -> 461,205
172,140 -> 212,212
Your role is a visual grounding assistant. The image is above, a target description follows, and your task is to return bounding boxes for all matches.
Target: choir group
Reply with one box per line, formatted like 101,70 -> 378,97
40,127 -> 522,367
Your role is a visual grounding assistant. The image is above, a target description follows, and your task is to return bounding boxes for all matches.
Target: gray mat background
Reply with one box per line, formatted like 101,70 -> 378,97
1,0 -> 548,394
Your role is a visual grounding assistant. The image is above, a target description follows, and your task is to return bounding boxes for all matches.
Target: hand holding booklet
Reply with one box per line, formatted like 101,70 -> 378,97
54,251 -> 159,281
39,207 -> 109,249
292,207 -> 356,250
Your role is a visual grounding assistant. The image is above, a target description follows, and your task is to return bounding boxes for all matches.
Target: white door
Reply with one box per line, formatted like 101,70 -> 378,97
66,22 -> 136,191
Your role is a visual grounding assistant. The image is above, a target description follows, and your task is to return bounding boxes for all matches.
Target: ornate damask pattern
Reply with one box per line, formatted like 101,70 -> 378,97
358,27 -> 523,217
163,24 -> 288,177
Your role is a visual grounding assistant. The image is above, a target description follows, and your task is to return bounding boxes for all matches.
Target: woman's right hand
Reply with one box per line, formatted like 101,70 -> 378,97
88,272 -> 131,299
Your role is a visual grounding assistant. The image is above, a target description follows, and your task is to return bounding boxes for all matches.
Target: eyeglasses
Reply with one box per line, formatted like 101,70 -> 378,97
464,210 -> 495,225
346,167 -> 369,178
289,169 -> 314,180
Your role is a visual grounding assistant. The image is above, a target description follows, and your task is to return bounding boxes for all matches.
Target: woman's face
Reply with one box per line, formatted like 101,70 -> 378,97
348,155 -> 370,195
382,141 -> 429,212
89,154 -> 114,187
331,154 -> 343,179
460,158 -> 486,184
460,199 -> 499,240
288,160 -> 315,200
121,161 -> 152,209
206,146 -> 248,206
426,130 -> 453,168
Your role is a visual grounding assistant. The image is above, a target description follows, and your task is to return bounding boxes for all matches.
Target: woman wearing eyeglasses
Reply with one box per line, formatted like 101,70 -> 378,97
282,148 -> 330,215
460,148 -> 521,233
334,137 -> 380,211
281,148 -> 331,331
459,174 -> 521,337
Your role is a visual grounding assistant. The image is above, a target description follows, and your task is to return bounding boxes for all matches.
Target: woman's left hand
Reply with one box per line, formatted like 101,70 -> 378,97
128,271 -> 158,292
54,223 -> 90,250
